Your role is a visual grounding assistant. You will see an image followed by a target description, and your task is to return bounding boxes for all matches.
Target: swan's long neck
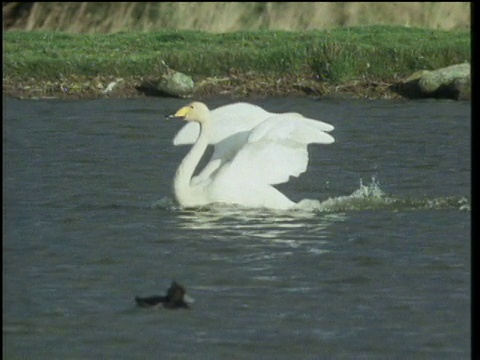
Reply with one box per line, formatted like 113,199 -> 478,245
173,121 -> 211,206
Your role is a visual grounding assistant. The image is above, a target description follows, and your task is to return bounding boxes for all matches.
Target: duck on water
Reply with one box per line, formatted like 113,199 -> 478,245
135,281 -> 193,309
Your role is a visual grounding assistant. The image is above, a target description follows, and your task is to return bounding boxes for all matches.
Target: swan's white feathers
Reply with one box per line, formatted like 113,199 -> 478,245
218,141 -> 309,185
246,114 -> 335,144
214,114 -> 333,186
173,103 -> 269,145
173,102 -> 334,146
174,103 -> 334,188
171,102 -> 335,209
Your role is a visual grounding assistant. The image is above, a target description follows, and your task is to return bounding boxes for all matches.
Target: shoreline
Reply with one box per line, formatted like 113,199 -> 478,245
3,74 -> 403,101
4,27 -> 469,101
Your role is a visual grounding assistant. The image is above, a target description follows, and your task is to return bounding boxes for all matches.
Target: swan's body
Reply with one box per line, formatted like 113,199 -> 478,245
170,102 -> 334,210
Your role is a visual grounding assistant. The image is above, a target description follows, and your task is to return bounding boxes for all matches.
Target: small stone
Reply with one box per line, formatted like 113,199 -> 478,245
153,71 -> 195,98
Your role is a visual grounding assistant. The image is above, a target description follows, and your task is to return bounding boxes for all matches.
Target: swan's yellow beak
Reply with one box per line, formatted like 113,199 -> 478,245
171,106 -> 191,119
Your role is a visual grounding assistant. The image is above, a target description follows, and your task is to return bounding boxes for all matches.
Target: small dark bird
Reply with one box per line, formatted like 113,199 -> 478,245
135,281 -> 191,309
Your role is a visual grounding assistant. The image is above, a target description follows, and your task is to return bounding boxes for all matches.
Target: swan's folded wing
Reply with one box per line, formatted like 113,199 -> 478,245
216,114 -> 334,186
173,102 -> 270,145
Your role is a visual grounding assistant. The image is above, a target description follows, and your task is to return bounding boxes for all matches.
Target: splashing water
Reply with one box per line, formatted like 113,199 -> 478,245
350,177 -> 386,198
152,177 -> 470,214
311,177 -> 470,213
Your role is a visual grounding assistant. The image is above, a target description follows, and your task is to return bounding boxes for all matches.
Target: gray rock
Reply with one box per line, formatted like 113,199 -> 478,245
418,63 -> 470,94
154,71 -> 194,98
452,76 -> 471,101
396,63 -> 470,100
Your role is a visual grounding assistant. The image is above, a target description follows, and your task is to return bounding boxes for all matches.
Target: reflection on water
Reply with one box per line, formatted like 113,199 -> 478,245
174,205 -> 346,233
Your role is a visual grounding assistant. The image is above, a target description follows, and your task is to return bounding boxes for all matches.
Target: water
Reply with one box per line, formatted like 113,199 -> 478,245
3,97 -> 470,359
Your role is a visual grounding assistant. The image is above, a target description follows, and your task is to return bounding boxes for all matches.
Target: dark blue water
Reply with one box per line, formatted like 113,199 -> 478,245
3,97 -> 470,359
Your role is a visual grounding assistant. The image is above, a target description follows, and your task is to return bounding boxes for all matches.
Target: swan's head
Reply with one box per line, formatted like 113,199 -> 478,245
172,102 -> 210,124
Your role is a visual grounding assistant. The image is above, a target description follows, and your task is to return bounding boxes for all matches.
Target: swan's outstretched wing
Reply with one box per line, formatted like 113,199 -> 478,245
173,102 -> 334,146
175,102 -> 334,186
177,103 -> 272,186
214,114 -> 335,186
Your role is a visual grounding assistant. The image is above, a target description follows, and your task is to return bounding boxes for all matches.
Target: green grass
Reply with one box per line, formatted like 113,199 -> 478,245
4,26 -> 470,84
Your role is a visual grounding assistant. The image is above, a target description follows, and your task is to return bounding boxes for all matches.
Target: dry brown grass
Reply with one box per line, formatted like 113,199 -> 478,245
4,2 -> 471,33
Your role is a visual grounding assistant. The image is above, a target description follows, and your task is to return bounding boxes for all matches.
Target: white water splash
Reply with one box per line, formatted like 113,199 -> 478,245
297,177 -> 470,213
152,177 -> 470,213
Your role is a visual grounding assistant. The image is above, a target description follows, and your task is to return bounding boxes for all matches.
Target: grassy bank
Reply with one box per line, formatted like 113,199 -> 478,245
3,26 -> 470,99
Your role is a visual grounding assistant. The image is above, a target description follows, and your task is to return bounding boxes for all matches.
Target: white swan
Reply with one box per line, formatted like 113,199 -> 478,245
169,102 -> 335,210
